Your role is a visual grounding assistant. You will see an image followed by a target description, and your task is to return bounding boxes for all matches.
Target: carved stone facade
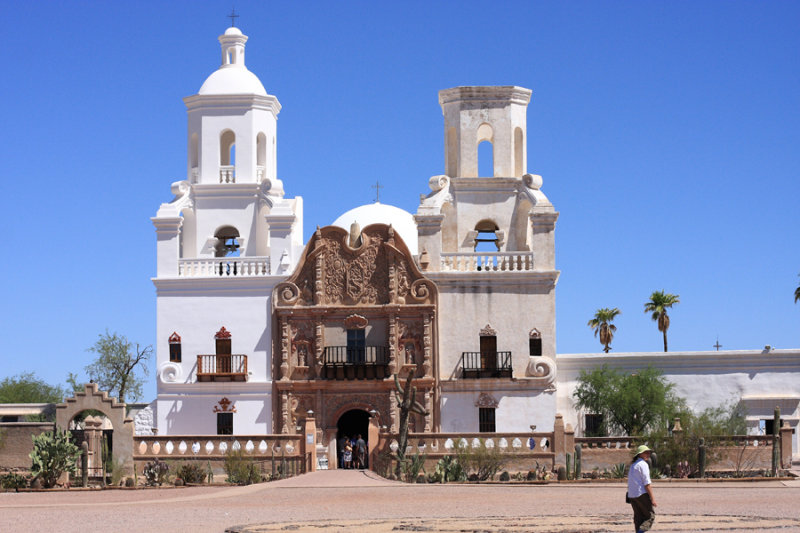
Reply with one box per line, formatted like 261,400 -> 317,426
273,224 -> 438,435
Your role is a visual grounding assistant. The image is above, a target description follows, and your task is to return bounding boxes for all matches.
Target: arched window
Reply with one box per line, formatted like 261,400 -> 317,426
474,219 -> 500,252
476,122 -> 494,177
214,226 -> 241,258
256,132 -> 267,181
220,130 -> 236,183
220,130 -> 235,165
190,133 -> 199,182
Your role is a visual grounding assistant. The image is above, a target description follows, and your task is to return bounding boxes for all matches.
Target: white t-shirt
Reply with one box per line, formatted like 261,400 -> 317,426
627,457 -> 651,498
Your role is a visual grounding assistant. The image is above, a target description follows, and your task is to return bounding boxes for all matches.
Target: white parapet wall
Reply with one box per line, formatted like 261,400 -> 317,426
556,349 -> 800,458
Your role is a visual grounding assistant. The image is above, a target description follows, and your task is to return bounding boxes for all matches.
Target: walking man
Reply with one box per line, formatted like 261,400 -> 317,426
627,444 -> 657,532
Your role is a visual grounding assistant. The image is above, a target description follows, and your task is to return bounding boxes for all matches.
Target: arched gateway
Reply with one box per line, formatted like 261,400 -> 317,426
55,383 -> 135,477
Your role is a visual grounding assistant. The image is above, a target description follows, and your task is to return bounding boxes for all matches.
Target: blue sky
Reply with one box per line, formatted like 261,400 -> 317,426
1,1 -> 798,402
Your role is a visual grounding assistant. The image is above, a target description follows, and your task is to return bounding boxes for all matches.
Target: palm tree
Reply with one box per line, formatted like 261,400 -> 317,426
644,290 -> 680,352
795,274 -> 800,304
587,308 -> 622,353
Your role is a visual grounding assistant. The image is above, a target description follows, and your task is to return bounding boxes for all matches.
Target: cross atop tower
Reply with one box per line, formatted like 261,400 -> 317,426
228,7 -> 239,27
713,336 -> 722,351
371,180 -> 383,203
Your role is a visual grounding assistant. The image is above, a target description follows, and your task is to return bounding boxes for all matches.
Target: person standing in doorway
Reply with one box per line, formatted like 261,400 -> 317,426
355,434 -> 367,469
627,444 -> 657,532
337,434 -> 347,469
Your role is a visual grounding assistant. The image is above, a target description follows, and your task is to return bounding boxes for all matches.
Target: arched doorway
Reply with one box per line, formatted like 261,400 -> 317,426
68,411 -> 113,478
336,409 -> 370,469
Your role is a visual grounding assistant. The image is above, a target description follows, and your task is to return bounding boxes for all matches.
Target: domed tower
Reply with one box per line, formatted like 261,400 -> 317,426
186,26 -> 279,186
151,26 -> 303,436
416,86 -> 559,434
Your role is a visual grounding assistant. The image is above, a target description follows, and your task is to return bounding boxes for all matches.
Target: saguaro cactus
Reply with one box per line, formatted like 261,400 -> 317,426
393,368 -> 429,479
574,443 -> 582,480
698,437 -> 706,478
772,406 -> 781,476
566,453 -> 572,480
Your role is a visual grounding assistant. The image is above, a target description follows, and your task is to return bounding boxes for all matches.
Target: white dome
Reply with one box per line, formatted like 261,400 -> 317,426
332,202 -> 419,256
224,27 -> 243,36
199,67 -> 267,96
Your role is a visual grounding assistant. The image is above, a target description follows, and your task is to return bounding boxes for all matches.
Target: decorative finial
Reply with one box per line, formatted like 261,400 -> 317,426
371,180 -> 383,203
713,336 -> 722,351
228,7 -> 239,27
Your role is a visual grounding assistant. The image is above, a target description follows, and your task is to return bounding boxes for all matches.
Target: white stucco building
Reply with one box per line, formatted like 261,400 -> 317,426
151,25 -> 799,459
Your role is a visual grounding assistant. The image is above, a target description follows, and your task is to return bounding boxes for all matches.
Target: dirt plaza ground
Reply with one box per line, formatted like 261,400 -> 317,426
1,470 -> 799,533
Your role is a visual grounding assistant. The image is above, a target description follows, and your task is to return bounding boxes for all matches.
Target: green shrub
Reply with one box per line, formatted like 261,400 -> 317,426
499,470 -> 510,481
175,462 -> 206,484
29,428 -> 81,488
456,439 -> 506,482
1,472 -> 29,491
143,458 -> 170,486
223,449 -> 261,485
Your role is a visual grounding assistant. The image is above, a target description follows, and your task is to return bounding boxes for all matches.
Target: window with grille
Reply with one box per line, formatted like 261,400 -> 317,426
347,329 -> 366,363
217,412 -> 233,435
169,334 -> 182,363
479,407 -> 496,433
529,337 -> 542,356
585,413 -> 604,437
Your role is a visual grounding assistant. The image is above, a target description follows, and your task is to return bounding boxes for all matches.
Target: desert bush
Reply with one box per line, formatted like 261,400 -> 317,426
499,470 -> 510,481
643,400 -> 746,477
175,462 -> 206,484
143,458 -> 170,486
1,471 -> 30,491
456,439 -> 506,482
224,449 -> 261,485
29,428 -> 81,488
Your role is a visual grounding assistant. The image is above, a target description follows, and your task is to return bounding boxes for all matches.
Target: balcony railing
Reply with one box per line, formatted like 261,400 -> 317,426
197,354 -> 248,382
461,351 -> 513,379
440,252 -> 533,272
178,257 -> 271,277
220,165 -> 235,183
322,346 -> 389,380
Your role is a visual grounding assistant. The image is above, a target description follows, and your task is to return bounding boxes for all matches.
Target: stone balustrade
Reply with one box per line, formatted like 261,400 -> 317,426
178,257 -> 271,277
219,165 -> 235,183
440,252 -> 534,272
385,432 -> 554,456
134,435 -> 303,459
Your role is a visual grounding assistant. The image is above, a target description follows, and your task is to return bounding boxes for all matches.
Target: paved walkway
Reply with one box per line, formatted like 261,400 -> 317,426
1,470 -> 799,532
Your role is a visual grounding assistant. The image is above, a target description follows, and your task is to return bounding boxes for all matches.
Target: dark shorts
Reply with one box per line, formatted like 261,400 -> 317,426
630,492 -> 655,532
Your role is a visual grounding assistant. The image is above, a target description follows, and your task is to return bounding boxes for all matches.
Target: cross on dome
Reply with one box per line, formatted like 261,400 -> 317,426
228,8 -> 239,27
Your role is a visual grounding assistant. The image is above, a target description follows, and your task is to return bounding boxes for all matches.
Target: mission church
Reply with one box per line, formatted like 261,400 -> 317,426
150,26 -> 800,460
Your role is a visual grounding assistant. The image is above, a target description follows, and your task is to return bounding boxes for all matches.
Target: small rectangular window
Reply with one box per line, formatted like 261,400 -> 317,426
529,337 -> 542,356
169,343 -> 182,363
585,414 -> 604,437
479,407 -> 496,433
763,419 -> 775,436
217,412 -> 233,435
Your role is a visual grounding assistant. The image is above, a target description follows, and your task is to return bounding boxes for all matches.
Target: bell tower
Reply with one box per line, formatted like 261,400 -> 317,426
184,26 -> 281,186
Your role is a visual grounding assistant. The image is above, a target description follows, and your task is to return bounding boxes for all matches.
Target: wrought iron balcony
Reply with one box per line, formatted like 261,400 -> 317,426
196,354 -> 248,382
322,346 -> 389,380
461,351 -> 512,379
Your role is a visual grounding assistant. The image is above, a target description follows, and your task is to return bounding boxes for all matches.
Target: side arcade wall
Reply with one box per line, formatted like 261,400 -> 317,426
0,422 -> 55,471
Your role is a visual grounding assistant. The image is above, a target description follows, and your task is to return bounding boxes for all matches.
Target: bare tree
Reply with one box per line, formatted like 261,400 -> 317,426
86,331 -> 152,403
